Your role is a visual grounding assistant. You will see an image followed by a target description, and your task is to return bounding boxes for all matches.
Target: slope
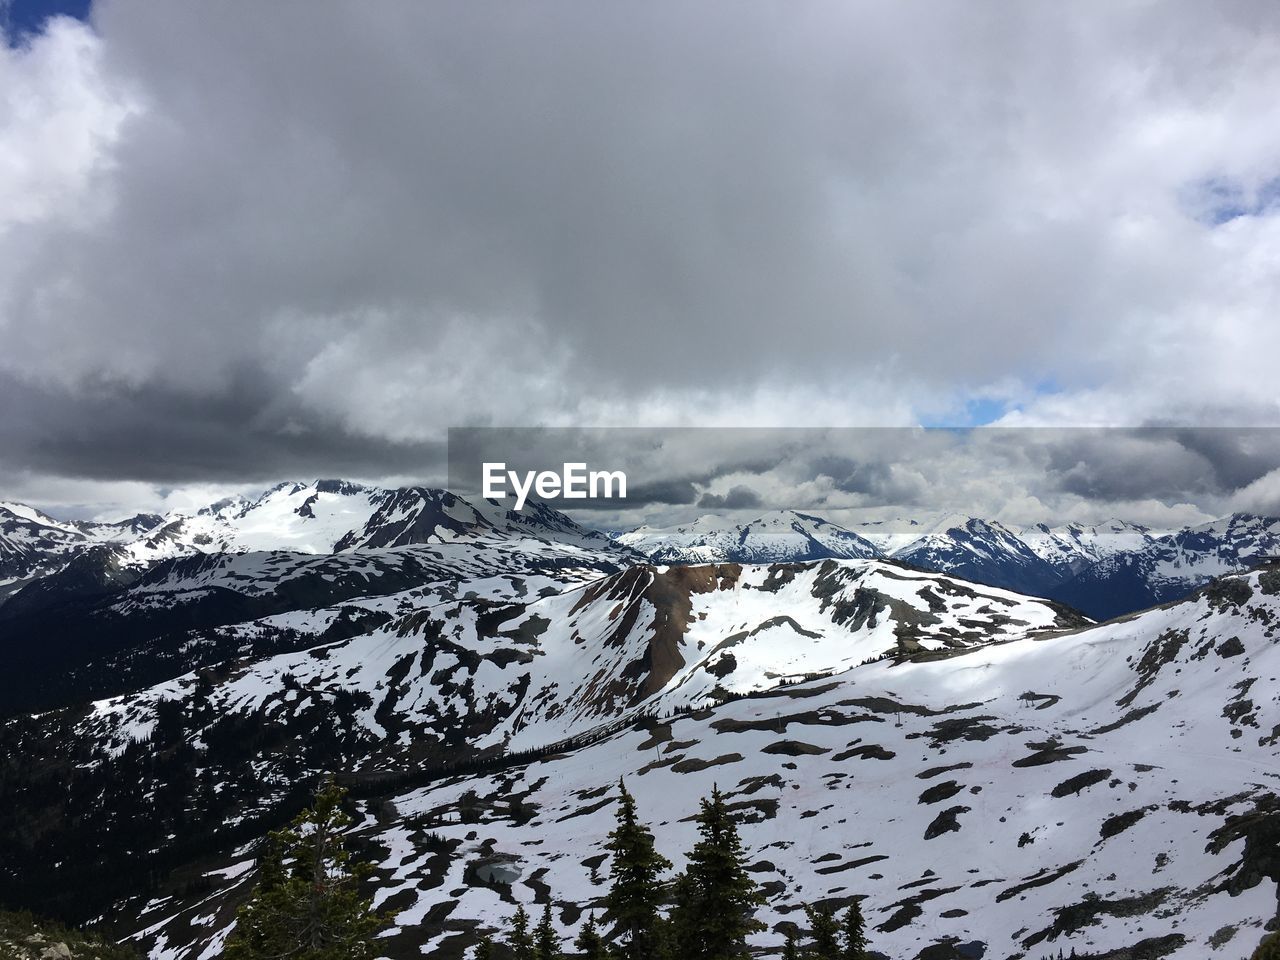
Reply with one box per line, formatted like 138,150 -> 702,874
114,566 -> 1280,960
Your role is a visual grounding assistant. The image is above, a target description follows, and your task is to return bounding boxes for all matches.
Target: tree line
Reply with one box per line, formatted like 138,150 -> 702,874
225,777 -> 878,959
472,779 -> 875,960
150,775 -> 1280,960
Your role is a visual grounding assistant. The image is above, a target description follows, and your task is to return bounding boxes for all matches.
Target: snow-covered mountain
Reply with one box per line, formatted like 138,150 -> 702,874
0,480 -> 629,607
621,512 -> 1079,604
7,556 -> 1277,960
0,481 -> 638,714
1018,518 -> 1157,576
889,514 -> 1064,599
620,511 -> 1280,620
6,483 -> 1280,958
12,485 -> 1276,628
618,510 -> 881,564
112,480 -> 622,563
76,558 -> 1084,762
1054,513 -> 1280,620
0,501 -> 161,598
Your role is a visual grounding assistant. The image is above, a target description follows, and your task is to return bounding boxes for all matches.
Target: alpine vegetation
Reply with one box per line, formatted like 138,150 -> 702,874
476,781 -> 879,960
223,778 -> 394,959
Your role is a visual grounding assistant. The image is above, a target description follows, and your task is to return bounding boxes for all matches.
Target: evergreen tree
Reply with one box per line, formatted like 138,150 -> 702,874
840,900 -> 866,960
574,913 -> 609,960
534,903 -> 561,960
223,777 -> 392,960
649,914 -> 675,960
1254,932 -> 1280,960
669,785 -> 765,960
782,931 -> 799,960
509,906 -> 535,960
803,904 -> 840,960
473,936 -> 496,960
604,778 -> 671,960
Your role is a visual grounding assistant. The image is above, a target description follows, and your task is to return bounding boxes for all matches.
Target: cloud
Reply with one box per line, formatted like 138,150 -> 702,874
697,485 -> 763,511
3,2 -> 1280,517
432,426 -> 1280,532
1228,467 -> 1280,517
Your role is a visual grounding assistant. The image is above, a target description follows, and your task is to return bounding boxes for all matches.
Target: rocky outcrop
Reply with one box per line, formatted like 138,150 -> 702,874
0,911 -> 137,960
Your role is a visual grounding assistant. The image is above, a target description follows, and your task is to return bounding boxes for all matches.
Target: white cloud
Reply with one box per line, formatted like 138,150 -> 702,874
0,16 -> 137,231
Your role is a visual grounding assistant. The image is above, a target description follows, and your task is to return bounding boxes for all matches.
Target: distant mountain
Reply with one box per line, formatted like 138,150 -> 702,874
1,480 -> 629,596
845,515 -> 935,555
1018,518 -> 1157,575
617,510 -> 880,564
890,514 -> 1064,599
620,510 -> 1280,620
0,481 -> 637,714
620,512 -> 1068,599
114,479 -> 622,561
0,502 -> 161,599
1052,513 -> 1280,620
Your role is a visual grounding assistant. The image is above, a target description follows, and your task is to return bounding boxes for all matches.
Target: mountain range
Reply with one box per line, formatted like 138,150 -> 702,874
9,483 -> 1279,627
0,481 -> 635,714
1,480 -> 1278,959
620,509 -> 1280,620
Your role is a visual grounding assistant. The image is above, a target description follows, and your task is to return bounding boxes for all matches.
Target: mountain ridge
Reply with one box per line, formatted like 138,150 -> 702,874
618,508 -> 1280,619
3,558 -> 1275,959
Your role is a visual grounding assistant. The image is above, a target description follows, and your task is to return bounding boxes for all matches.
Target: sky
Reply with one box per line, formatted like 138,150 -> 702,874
2,1 -> 1280,524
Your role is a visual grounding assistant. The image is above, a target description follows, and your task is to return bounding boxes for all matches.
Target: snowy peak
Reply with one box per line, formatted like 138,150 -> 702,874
0,482 -> 631,615
619,510 -> 1280,619
0,502 -> 108,586
873,516 -> 1060,599
1020,518 -> 1157,574
1052,512 -> 1280,620
1173,511 -> 1280,556
129,481 -> 624,558
617,509 -> 879,564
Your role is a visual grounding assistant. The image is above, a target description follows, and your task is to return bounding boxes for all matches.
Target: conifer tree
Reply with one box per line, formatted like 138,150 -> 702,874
223,777 -> 392,960
803,904 -> 840,960
649,914 -> 675,960
669,785 -> 765,960
604,778 -> 671,960
509,906 -> 535,960
473,936 -> 496,960
534,903 -> 561,960
1254,932 -> 1280,960
782,931 -> 799,960
574,913 -> 609,960
840,900 -> 867,960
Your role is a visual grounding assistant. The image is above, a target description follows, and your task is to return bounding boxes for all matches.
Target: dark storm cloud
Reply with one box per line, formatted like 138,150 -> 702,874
809,456 -> 897,497
1168,428 -> 1280,492
697,485 -> 763,511
1040,429 -> 1280,503
0,371 -> 446,484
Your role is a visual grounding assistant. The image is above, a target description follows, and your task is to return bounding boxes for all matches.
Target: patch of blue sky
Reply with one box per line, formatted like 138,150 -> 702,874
2,0 -> 91,46
1184,174 -> 1280,226
919,397 -> 1007,429
919,378 -> 1061,429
